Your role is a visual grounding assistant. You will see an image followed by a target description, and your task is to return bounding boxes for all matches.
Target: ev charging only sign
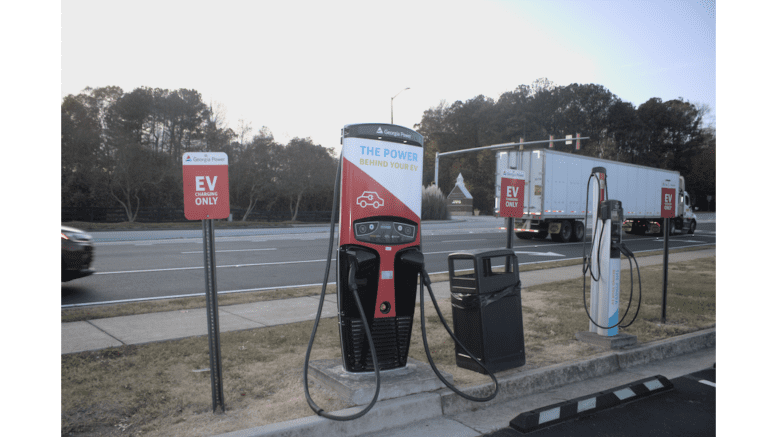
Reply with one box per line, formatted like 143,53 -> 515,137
661,181 -> 676,219
183,152 -> 230,220
499,169 -> 526,218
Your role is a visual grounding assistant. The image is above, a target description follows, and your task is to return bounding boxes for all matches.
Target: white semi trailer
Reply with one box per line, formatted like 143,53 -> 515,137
494,148 -> 697,242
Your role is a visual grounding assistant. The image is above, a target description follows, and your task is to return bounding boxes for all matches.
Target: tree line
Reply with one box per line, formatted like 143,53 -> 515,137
62,79 -> 716,222
415,79 -> 716,213
61,86 -> 338,222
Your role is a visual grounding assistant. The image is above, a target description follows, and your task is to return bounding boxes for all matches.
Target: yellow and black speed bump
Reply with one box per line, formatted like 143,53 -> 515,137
509,375 -> 673,433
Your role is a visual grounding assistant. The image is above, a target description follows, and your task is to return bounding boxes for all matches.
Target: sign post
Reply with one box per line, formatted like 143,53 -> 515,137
498,169 -> 526,249
660,182 -> 676,324
183,152 -> 230,413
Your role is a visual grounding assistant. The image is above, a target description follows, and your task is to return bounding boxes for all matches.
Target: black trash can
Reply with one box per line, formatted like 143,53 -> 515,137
448,249 -> 525,374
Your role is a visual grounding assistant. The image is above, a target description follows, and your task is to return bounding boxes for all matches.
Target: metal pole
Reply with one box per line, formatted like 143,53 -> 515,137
661,218 -> 670,324
436,137 -> 591,158
506,217 -> 514,249
203,218 -> 225,413
433,137 -> 590,196
434,152 -> 439,187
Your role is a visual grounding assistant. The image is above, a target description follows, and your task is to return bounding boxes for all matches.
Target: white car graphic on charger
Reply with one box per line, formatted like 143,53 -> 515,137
357,191 -> 384,209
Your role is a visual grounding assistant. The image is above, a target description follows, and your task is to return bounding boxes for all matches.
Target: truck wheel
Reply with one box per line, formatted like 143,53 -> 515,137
571,221 -> 585,242
551,221 -> 572,243
687,220 -> 696,235
665,220 -> 676,236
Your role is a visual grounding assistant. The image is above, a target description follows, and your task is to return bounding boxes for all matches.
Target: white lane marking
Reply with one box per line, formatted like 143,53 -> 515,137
180,248 -> 277,254
699,380 -> 716,388
440,239 -> 487,243
61,282 -> 338,308
95,258 -> 336,274
513,251 -> 564,257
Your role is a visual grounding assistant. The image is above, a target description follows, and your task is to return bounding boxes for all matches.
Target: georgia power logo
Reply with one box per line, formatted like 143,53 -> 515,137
185,155 -> 192,162
357,191 -> 384,209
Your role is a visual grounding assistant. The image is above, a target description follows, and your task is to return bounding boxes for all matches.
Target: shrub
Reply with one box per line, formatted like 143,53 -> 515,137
421,185 -> 450,220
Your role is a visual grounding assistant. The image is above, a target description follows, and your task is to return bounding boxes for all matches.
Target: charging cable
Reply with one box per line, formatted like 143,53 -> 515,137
582,243 -> 643,330
582,172 -> 604,282
304,151 -> 499,421
580,171 -> 643,330
406,254 -> 499,402
303,153 -> 383,421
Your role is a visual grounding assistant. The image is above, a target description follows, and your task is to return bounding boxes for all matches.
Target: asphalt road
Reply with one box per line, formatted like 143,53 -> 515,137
61,217 -> 716,307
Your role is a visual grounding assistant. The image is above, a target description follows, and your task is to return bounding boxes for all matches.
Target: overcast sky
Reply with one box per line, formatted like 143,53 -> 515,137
61,0 -> 716,151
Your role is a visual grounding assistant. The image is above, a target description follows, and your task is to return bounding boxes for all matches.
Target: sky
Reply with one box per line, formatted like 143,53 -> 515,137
60,0 -> 716,152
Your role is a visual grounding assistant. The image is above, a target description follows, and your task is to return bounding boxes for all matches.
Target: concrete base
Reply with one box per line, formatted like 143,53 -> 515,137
576,331 -> 638,349
308,357 -> 452,405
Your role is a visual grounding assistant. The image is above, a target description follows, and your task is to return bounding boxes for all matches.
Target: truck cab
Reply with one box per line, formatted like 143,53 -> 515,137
624,190 -> 696,236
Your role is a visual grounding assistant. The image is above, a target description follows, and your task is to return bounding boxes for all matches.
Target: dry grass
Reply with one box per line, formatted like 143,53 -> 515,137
61,256 -> 715,436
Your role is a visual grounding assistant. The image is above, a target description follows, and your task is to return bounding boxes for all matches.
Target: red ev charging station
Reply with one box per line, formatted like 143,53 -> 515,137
337,123 -> 424,372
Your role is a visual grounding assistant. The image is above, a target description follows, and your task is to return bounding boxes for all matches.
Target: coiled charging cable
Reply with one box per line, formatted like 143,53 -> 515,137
304,152 -> 499,420
581,172 -> 643,330
302,153 -> 383,421
416,263 -> 499,402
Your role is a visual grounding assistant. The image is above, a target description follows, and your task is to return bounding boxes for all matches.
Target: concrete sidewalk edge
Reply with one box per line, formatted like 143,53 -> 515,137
215,328 -> 715,437
440,327 -> 716,415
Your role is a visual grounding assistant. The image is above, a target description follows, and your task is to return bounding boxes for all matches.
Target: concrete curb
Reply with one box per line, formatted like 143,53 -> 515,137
216,393 -> 442,437
440,327 -> 715,415
214,328 -> 715,437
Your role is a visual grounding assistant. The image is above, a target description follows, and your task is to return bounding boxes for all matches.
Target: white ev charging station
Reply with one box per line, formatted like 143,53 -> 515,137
583,167 -> 641,339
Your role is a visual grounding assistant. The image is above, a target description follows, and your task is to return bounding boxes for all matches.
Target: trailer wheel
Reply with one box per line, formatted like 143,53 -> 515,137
534,231 -> 548,240
551,220 -> 573,243
516,232 -> 533,240
571,221 -> 585,242
665,220 -> 676,236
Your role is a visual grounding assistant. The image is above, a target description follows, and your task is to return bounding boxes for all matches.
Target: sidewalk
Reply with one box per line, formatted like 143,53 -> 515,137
61,248 -> 715,354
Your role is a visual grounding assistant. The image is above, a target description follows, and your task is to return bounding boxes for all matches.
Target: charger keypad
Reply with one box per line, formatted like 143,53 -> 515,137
354,221 -> 416,245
